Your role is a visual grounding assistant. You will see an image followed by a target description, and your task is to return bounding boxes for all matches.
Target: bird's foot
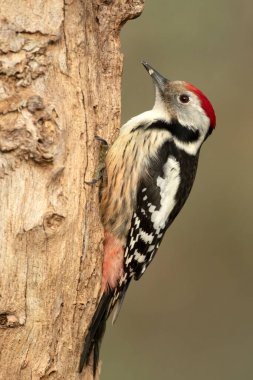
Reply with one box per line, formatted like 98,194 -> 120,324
84,135 -> 109,185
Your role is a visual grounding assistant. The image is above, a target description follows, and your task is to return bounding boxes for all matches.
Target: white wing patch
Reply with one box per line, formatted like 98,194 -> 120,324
139,229 -> 154,244
134,250 -> 146,263
151,156 -> 180,230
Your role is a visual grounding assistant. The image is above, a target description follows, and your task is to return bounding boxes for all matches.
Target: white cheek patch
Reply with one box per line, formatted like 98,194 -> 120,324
177,106 -> 209,135
175,95 -> 210,155
151,156 -> 180,230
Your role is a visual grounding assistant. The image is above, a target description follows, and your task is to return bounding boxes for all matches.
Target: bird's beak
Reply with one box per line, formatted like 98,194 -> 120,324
142,61 -> 168,94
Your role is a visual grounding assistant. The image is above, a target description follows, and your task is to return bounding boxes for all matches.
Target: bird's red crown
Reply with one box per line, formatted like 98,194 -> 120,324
186,83 -> 216,129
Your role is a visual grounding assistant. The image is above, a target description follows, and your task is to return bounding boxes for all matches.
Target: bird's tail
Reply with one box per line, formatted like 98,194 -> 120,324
79,290 -> 113,376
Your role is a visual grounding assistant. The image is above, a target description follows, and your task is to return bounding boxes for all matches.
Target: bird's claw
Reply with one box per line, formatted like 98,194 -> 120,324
95,135 -> 109,147
85,135 -> 109,186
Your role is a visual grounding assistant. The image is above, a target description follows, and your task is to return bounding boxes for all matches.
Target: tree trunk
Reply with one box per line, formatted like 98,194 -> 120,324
0,1 -> 144,379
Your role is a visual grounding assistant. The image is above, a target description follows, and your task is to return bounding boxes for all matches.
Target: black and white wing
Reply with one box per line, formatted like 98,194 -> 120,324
124,140 -> 182,281
111,138 -> 198,321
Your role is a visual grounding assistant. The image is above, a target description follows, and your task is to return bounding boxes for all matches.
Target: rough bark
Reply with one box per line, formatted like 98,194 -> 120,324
0,1 -> 144,379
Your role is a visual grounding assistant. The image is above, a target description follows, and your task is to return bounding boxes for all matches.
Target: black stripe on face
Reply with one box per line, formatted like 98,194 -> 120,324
147,120 -> 200,143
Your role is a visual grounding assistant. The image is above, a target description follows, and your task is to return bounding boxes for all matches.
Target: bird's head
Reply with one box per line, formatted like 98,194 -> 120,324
142,62 -> 216,147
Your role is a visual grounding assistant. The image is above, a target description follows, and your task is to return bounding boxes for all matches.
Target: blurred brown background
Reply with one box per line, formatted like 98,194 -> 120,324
102,1 -> 253,379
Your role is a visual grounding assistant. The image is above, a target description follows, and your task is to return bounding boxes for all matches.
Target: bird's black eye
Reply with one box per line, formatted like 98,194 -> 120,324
179,94 -> 190,103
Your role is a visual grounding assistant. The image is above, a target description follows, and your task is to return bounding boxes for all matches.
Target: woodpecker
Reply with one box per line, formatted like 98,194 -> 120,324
79,62 -> 216,375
